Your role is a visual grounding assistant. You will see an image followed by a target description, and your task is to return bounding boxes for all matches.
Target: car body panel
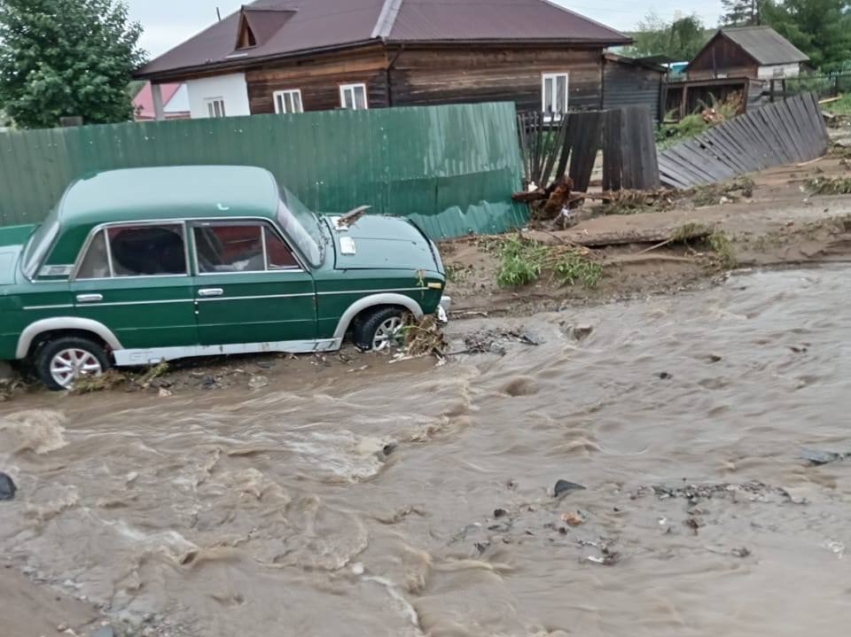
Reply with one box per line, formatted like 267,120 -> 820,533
327,216 -> 441,272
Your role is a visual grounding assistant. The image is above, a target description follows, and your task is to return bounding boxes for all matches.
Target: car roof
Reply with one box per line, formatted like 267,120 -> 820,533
58,166 -> 280,227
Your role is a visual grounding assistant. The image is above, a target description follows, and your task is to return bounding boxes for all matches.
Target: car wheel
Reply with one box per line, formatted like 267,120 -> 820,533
353,307 -> 407,352
35,336 -> 111,391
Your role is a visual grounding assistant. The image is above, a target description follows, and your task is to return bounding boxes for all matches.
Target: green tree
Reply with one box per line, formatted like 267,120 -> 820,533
762,0 -> 851,70
720,0 -> 763,26
0,0 -> 145,129
630,13 -> 710,61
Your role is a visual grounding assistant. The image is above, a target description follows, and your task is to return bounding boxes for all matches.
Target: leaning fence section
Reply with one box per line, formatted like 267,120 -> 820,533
517,106 -> 660,193
658,92 -> 829,189
0,103 -> 527,240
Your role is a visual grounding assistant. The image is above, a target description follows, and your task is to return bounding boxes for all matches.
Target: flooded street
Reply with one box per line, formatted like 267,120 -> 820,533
4,266 -> 851,636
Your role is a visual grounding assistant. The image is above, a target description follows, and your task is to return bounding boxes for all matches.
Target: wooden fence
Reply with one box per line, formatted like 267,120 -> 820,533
658,93 -> 829,189
517,106 -> 660,193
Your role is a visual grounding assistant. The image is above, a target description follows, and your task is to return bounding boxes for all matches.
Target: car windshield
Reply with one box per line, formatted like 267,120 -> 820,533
277,188 -> 325,267
22,209 -> 60,279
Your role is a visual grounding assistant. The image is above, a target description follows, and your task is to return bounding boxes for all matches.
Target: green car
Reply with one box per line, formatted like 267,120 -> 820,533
0,166 -> 449,390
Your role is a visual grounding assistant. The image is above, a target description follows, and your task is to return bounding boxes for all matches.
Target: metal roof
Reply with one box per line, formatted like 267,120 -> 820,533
59,166 -> 279,227
137,0 -> 629,79
720,26 -> 809,65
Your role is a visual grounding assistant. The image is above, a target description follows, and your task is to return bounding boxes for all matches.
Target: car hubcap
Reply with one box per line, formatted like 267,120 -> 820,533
50,349 -> 102,388
372,316 -> 404,351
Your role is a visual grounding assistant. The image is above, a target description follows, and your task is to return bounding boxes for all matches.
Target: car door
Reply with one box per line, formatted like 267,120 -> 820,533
190,220 -> 317,347
71,222 -> 198,354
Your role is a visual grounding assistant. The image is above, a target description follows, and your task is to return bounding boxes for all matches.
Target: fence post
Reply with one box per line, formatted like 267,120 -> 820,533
835,75 -> 840,98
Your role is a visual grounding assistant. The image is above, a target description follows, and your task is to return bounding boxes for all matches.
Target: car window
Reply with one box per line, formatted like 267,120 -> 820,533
265,227 -> 299,270
77,223 -> 187,279
194,223 -> 299,273
76,230 -> 111,279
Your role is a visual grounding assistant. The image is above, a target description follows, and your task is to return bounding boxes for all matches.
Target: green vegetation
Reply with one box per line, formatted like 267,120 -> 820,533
707,231 -> 737,269
628,12 -> 710,61
807,177 -> 851,195
657,94 -> 743,149
824,94 -> 851,116
0,0 -> 146,128
492,235 -> 603,289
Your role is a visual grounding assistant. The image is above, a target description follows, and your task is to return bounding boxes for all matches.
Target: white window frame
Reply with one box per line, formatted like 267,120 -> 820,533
339,83 -> 368,110
205,98 -> 227,118
541,73 -> 569,120
273,89 -> 304,114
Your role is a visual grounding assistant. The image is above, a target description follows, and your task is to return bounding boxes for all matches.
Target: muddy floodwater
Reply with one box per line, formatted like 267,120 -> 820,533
4,267 -> 851,637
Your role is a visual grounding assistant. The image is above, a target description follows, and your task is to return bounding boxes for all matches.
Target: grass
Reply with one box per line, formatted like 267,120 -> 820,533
807,177 -> 851,195
824,94 -> 851,117
493,235 -> 603,289
707,230 -> 736,269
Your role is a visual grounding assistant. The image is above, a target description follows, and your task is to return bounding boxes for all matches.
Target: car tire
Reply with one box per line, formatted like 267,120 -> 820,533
353,307 -> 408,352
34,336 -> 111,391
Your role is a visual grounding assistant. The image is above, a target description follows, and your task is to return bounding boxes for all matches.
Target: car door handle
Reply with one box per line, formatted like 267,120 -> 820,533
198,288 -> 224,298
76,294 -> 103,303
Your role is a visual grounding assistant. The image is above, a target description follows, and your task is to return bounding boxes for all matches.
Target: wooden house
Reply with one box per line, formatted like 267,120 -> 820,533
135,0 -> 631,119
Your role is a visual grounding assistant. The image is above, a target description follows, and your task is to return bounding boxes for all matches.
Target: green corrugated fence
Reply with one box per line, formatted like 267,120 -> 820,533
0,102 -> 527,239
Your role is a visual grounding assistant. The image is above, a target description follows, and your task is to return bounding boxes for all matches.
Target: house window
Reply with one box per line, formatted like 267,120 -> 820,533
541,73 -> 569,118
205,98 -> 227,118
340,83 -> 368,110
274,89 -> 304,114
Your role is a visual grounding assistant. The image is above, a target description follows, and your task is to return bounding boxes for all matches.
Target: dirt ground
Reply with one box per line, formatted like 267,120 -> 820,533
442,156 -> 851,317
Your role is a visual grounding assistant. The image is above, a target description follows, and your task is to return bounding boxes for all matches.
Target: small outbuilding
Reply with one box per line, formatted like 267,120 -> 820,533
687,26 -> 809,81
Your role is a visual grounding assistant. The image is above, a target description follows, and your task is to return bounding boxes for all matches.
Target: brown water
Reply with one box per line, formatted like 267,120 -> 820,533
3,267 -> 851,637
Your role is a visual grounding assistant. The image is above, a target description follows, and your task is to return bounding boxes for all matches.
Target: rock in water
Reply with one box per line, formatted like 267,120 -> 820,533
554,479 -> 585,498
0,473 -> 17,501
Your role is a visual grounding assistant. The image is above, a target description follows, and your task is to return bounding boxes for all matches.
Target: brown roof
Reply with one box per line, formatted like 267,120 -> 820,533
137,0 -> 629,79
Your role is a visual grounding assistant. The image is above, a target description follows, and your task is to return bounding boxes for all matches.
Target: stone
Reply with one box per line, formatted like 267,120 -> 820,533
0,472 -> 16,501
553,480 -> 585,498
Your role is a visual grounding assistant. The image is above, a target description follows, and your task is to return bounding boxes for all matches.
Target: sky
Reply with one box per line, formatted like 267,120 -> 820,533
128,0 -> 725,58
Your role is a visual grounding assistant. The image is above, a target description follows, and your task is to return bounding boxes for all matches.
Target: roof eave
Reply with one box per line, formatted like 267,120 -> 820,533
383,37 -> 632,48
134,39 -> 382,82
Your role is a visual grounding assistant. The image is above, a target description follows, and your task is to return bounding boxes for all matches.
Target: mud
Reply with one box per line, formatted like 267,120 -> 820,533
444,159 -> 851,317
4,267 -> 851,636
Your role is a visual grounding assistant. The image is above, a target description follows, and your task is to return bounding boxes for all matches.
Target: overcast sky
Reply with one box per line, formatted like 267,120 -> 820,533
128,0 -> 724,58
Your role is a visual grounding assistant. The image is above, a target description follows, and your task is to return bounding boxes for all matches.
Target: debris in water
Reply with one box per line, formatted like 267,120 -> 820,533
800,449 -> 848,466
493,508 -> 508,518
561,511 -> 586,527
351,563 -> 365,576
158,387 -> 172,398
732,547 -> 751,558
658,372 -> 673,380
249,375 -> 269,390
554,479 -> 586,498
566,324 -> 594,341
0,472 -> 16,501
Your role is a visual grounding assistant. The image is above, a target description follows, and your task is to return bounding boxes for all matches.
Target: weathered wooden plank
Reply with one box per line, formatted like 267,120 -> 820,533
707,124 -> 761,171
699,130 -> 752,174
658,155 -> 711,188
602,110 -> 622,191
665,144 -> 728,184
771,100 -> 804,160
632,106 -> 661,190
660,148 -> 718,186
756,107 -> 795,165
761,102 -> 800,162
784,97 -> 813,161
677,140 -> 737,182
